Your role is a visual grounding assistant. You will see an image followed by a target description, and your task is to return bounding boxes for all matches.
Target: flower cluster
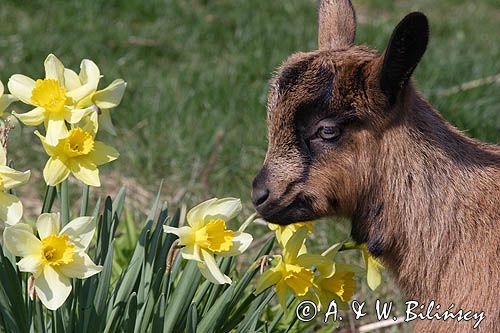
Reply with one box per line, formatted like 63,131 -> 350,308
255,222 -> 383,312
8,54 -> 125,187
0,54 -> 126,310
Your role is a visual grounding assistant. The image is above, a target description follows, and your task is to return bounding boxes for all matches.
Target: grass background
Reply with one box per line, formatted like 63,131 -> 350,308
0,0 -> 498,331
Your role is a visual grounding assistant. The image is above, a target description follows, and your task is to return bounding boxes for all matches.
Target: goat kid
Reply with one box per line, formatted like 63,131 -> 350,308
251,1 -> 500,331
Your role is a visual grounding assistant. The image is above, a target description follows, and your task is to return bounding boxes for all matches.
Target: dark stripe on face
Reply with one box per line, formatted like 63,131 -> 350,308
277,59 -> 311,95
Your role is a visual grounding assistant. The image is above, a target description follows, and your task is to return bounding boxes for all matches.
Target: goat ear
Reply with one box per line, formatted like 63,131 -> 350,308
318,0 -> 356,50
379,12 -> 429,104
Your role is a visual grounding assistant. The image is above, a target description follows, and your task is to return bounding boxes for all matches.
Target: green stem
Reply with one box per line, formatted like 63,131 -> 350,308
80,184 -> 90,216
339,241 -> 360,251
41,186 -> 57,214
58,180 -> 70,226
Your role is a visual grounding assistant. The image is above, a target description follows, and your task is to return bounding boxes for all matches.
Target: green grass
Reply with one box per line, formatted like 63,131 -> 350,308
0,0 -> 498,331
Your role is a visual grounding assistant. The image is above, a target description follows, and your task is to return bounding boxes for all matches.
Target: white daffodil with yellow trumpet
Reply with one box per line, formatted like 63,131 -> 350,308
35,113 -> 119,187
3,213 -> 102,310
0,145 -> 30,226
164,198 -> 253,284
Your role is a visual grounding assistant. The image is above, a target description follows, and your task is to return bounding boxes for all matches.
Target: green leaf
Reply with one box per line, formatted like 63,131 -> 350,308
185,303 -> 198,333
196,237 -> 275,333
236,289 -> 275,333
0,243 -> 28,332
122,293 -> 137,333
163,261 -> 201,333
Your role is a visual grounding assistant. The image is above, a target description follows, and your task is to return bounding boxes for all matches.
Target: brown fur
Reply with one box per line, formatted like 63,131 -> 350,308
252,1 -> 500,332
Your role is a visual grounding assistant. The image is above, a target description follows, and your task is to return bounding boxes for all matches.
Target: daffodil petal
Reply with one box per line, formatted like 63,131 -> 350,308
12,107 -> 45,126
36,213 -> 61,239
0,80 -> 4,96
66,106 -> 93,124
99,109 -> 116,135
58,251 -> 102,279
45,117 -> 68,146
0,166 -> 30,190
81,111 -> 98,136
203,198 -> 242,223
93,79 -> 126,109
198,249 -> 231,284
35,265 -> 72,310
8,74 -> 35,104
254,268 -> 281,294
44,54 -> 65,85
218,231 -> 252,257
366,258 -> 382,291
0,94 -> 17,114
3,223 -> 41,256
317,261 -> 336,279
34,131 -> 56,156
0,192 -> 23,225
180,244 -> 202,262
296,253 -> 328,268
275,281 -> 289,312
60,216 -> 95,251
63,68 -> 81,91
68,159 -> 100,187
17,254 -> 43,276
43,157 -> 70,186
89,141 -> 119,166
186,198 -> 218,228
163,225 -> 180,236
283,226 -> 308,263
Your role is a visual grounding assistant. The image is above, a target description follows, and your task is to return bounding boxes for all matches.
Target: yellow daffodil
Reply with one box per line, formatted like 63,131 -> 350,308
64,59 -> 126,135
164,198 -> 253,284
255,226 -> 327,310
0,80 -> 17,116
3,213 -> 102,310
8,54 -> 94,145
0,145 -> 30,225
361,243 -> 384,290
35,114 -> 119,187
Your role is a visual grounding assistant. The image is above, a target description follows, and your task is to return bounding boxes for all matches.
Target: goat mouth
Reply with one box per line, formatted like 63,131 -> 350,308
256,196 -> 318,225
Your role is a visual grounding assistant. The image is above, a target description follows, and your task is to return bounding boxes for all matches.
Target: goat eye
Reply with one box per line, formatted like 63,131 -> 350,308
318,126 -> 340,141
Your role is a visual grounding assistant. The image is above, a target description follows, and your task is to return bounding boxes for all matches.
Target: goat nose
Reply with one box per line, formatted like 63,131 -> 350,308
252,187 -> 270,207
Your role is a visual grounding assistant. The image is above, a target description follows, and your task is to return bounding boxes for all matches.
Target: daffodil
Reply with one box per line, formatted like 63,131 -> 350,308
0,145 -> 30,225
35,114 -> 119,187
64,59 -> 126,135
361,243 -> 384,290
164,198 -> 253,284
8,54 -> 94,145
3,213 -> 102,310
255,226 -> 327,310
0,80 -> 17,116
